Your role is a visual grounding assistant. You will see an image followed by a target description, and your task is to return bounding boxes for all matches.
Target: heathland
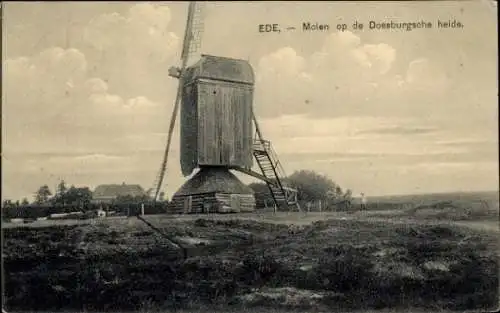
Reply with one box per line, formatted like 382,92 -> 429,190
3,191 -> 499,312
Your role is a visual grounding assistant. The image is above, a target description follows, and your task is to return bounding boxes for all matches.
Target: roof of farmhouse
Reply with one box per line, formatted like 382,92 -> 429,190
93,183 -> 146,199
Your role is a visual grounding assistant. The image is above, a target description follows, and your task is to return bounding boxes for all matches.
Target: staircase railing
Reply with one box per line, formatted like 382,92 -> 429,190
252,138 -> 299,205
252,138 -> 271,151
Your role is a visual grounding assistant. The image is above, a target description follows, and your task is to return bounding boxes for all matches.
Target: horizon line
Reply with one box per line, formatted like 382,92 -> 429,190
2,187 -> 498,203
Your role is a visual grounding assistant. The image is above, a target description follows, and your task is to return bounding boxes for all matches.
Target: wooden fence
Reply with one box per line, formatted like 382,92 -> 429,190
259,199 -> 353,212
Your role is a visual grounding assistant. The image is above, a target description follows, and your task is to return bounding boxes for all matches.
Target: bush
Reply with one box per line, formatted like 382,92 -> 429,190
314,245 -> 374,292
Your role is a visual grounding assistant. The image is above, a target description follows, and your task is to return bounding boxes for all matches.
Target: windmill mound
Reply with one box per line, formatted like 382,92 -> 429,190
174,167 -> 254,196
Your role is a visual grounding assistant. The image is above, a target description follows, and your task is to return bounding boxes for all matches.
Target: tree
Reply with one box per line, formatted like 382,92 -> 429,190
52,180 -> 69,205
21,198 -> 30,206
343,189 -> 353,201
334,185 -> 343,199
64,186 -> 93,207
34,185 -> 52,204
248,170 -> 350,208
248,182 -> 270,195
56,180 -> 68,196
2,199 -> 14,208
287,170 -> 338,202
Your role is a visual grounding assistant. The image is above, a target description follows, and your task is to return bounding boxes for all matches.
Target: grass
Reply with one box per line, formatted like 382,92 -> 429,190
3,208 -> 499,312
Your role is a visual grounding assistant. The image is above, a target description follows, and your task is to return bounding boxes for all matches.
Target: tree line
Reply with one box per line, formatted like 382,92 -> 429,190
249,169 -> 353,209
2,180 -> 159,209
2,170 -> 354,218
2,180 -> 93,209
1,180 -> 167,220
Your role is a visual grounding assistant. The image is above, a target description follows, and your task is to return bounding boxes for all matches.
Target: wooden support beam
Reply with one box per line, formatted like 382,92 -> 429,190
230,166 -> 277,186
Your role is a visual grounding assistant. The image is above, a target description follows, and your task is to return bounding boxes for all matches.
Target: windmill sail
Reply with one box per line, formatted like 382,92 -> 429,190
151,1 -> 206,201
182,2 -> 206,65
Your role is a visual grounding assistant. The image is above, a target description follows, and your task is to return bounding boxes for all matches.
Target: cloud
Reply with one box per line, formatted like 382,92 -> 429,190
2,3 -> 186,161
257,114 -> 466,158
84,4 -> 178,61
254,48 -> 313,117
281,151 -> 484,165
72,154 -> 124,161
253,31 -> 449,118
435,138 -> 494,146
253,113 -> 496,195
84,77 -> 109,94
258,114 -> 438,140
82,3 -> 180,101
404,161 -> 499,175
356,126 -> 439,135
405,58 -> 448,90
315,32 -> 397,77
257,47 -> 307,79
3,48 -> 87,120
3,45 -> 167,158
42,154 -> 126,167
355,43 -> 397,75
2,25 -> 181,200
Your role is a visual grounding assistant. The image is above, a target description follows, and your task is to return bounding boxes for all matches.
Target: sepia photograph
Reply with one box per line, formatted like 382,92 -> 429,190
2,1 -> 499,312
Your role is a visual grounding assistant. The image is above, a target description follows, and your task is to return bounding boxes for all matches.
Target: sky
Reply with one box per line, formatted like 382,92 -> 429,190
2,1 -> 498,201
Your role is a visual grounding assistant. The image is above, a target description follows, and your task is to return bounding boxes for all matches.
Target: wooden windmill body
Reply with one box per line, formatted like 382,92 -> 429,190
152,2 -> 300,213
169,55 -> 257,213
180,55 -> 255,175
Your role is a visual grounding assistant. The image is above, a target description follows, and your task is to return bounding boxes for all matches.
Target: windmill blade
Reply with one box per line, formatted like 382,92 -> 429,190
152,83 -> 183,201
152,2 -> 206,201
181,2 -> 206,64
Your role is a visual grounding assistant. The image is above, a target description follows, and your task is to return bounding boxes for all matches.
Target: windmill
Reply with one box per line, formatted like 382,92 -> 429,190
151,1 -> 300,213
150,1 -> 205,202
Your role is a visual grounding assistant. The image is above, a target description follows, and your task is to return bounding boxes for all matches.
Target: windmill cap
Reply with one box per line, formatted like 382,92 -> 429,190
184,54 -> 255,85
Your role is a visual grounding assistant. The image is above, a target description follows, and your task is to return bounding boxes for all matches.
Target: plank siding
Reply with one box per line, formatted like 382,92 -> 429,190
170,193 -> 215,214
180,55 -> 255,174
180,83 -> 199,176
169,192 -> 255,214
196,80 -> 253,167
216,193 -> 255,213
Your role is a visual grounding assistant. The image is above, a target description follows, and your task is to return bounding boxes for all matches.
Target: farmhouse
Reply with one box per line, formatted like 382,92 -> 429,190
92,183 -> 146,204
169,167 -> 256,214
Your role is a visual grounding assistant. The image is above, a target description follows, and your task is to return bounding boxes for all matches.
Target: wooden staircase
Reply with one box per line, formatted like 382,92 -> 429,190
252,139 -> 300,212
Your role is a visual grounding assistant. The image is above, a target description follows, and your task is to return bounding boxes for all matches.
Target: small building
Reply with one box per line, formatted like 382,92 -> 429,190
169,167 -> 256,214
91,183 -> 146,204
